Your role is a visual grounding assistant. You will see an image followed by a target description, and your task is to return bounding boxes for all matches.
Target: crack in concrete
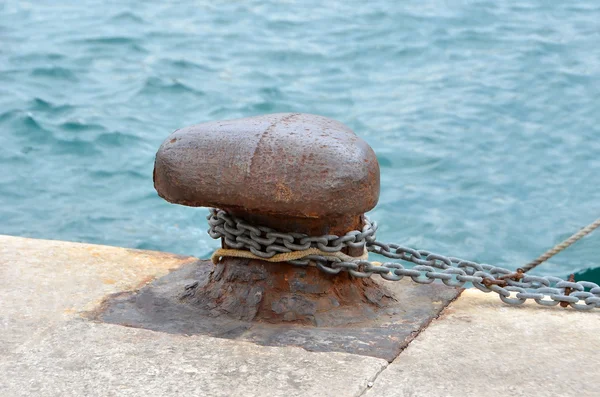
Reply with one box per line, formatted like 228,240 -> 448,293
356,361 -> 389,397
356,288 -> 465,396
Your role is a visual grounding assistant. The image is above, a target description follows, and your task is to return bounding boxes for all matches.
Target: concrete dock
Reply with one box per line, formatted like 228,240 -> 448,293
1,234 -> 598,397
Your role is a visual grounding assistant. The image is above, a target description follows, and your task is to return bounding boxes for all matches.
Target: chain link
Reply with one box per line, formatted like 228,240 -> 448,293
207,209 -> 600,311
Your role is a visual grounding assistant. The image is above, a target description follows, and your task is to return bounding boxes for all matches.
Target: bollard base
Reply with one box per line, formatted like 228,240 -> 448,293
92,259 -> 461,361
185,258 -> 396,326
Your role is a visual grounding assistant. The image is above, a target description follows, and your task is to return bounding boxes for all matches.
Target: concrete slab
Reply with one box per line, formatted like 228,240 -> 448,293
0,235 -> 196,352
366,288 -> 600,397
0,235 -> 387,397
1,320 -> 386,397
4,234 -> 598,396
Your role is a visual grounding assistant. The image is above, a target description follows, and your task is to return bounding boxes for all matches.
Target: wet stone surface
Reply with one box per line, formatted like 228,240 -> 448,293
90,260 -> 461,362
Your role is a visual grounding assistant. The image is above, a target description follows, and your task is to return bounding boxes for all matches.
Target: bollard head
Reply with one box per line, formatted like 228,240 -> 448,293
153,113 -> 379,234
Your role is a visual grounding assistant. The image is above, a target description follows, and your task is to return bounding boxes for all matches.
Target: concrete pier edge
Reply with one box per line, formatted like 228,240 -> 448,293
1,234 -> 598,397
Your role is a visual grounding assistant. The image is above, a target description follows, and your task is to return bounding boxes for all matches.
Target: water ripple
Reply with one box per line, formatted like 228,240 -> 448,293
109,11 -> 146,24
95,131 -> 143,147
30,66 -> 78,81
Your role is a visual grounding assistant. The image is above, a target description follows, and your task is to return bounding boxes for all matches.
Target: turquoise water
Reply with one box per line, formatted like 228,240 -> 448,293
1,1 -> 599,279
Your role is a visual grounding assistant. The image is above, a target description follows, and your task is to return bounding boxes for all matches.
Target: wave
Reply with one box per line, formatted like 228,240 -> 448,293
161,59 -> 215,72
88,169 -> 146,180
60,121 -> 106,132
108,11 -> 145,24
29,98 -> 74,114
30,66 -> 78,81
70,36 -> 148,53
5,113 -> 55,143
94,131 -> 143,147
135,77 -> 206,97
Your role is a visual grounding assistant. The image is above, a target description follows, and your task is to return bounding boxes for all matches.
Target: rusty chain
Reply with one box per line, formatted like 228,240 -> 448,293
207,208 -> 600,311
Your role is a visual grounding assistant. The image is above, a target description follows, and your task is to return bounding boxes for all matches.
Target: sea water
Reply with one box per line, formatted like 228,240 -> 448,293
1,1 -> 599,279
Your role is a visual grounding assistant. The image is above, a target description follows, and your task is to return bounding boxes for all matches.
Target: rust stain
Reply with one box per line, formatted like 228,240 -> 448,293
123,248 -> 196,264
135,274 -> 158,289
82,290 -> 135,321
102,278 -> 117,285
560,273 -> 576,308
275,182 -> 293,203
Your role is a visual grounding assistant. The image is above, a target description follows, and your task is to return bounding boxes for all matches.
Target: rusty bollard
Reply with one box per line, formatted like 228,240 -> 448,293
154,113 -> 395,326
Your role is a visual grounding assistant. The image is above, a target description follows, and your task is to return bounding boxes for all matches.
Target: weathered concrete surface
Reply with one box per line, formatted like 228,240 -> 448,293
4,234 -> 598,397
0,235 -> 387,397
0,235 -> 196,353
366,288 -> 600,397
1,320 -> 386,397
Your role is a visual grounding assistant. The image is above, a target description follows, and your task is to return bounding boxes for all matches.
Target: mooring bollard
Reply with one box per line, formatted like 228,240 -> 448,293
153,113 -> 394,325
94,112 -> 460,360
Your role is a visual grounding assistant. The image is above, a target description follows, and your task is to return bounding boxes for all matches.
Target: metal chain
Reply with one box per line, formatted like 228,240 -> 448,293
207,209 -> 600,311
